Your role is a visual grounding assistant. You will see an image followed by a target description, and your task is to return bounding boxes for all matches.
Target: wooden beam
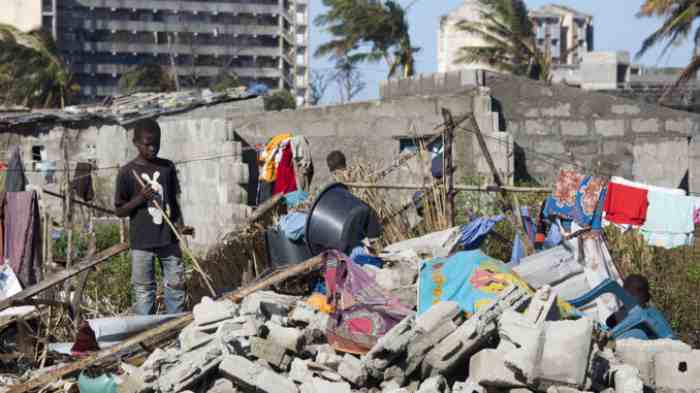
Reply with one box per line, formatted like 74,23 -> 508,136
7,254 -> 326,393
0,243 -> 129,313
441,108 -> 456,228
344,182 -> 551,193
247,193 -> 284,225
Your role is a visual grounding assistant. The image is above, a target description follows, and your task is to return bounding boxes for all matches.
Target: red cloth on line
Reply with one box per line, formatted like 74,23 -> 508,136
272,144 -> 298,195
603,182 -> 649,225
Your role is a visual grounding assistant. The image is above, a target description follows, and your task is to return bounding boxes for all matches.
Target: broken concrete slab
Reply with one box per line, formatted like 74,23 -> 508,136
610,364 -> 643,393
424,286 -> 530,376
315,345 -> 343,369
179,324 -> 216,352
338,354 -> 367,386
300,378 -> 352,393
289,359 -> 315,385
512,245 -> 582,289
384,365 -> 407,386
546,387 -> 589,393
498,309 -> 545,384
249,337 -> 292,371
614,338 -> 692,384
207,378 -> 239,393
451,380 -> 484,393
468,349 -> 527,388
290,302 -> 318,325
158,343 -> 223,393
381,226 -> 462,259
239,291 -> 299,318
364,314 -> 417,374
523,286 -> 557,324
417,375 -> 450,393
653,350 -> 700,392
538,318 -> 594,389
405,302 -> 464,375
194,297 -> 238,327
220,355 -> 298,393
261,322 -> 305,352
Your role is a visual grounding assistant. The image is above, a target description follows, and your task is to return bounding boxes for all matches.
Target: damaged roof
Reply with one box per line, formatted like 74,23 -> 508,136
0,87 -> 257,130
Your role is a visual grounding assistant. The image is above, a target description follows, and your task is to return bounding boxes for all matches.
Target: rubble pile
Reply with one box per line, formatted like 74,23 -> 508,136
109,281 -> 698,393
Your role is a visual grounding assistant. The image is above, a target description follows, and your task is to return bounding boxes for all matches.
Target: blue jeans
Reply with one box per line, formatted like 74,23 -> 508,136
131,244 -> 186,315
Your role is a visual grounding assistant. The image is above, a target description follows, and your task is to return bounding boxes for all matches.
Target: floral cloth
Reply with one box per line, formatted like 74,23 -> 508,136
544,170 -> 607,229
323,251 -> 413,354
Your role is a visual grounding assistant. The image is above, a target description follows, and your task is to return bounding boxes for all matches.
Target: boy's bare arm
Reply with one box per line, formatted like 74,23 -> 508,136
115,184 -> 155,217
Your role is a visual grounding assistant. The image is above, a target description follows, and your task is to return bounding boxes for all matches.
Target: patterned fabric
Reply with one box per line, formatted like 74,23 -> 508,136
323,251 -> 413,354
544,170 -> 608,229
418,250 -> 575,318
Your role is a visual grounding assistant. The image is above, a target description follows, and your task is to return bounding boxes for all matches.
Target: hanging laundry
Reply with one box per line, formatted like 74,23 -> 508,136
5,146 -> 27,192
694,198 -> 700,225
3,191 -> 41,287
458,215 -> 505,250
510,232 -> 526,265
290,136 -> 313,191
603,181 -> 649,226
323,251 -> 412,354
283,190 -> 309,208
72,162 -> 95,202
610,176 -> 686,196
272,143 -> 298,195
259,133 -> 292,183
640,191 -> 695,249
543,221 -> 563,248
544,170 -> 607,229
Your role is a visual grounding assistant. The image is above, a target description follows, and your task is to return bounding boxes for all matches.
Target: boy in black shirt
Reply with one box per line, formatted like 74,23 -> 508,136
115,119 -> 192,315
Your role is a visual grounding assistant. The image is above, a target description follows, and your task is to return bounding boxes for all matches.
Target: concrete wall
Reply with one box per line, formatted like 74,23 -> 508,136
0,0 -> 42,33
484,73 -> 700,189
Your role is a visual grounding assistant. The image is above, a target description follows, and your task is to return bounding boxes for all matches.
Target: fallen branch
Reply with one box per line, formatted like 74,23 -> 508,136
246,194 -> 284,225
8,254 -> 326,393
0,243 -> 129,313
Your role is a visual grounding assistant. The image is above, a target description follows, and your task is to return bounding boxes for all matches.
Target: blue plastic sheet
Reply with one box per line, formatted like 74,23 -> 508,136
284,190 -> 309,208
458,215 -> 505,250
278,212 -> 308,241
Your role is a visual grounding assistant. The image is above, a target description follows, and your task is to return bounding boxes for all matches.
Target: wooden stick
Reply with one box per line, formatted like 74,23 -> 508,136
441,108 -> 456,228
344,182 -> 551,193
42,189 -> 116,215
0,243 -> 129,312
247,193 -> 284,225
130,170 -> 217,298
7,254 -> 326,393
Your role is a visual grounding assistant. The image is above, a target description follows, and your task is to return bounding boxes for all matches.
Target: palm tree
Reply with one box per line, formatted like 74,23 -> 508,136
314,0 -> 420,79
118,63 -> 177,94
456,0 -> 548,80
637,1 -> 700,100
0,24 -> 78,108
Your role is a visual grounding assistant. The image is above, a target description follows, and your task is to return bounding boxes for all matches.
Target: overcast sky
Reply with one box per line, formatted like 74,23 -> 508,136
308,0 -> 696,103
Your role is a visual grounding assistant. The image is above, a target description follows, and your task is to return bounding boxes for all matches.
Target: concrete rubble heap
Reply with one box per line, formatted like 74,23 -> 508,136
109,280 -> 700,393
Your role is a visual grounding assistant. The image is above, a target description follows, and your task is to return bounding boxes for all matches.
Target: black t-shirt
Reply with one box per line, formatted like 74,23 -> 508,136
115,158 -> 182,250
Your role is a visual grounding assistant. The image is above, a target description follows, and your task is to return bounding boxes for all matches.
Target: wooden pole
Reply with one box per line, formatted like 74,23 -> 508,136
72,217 -> 96,329
42,189 -> 115,215
7,254 -> 326,393
468,114 -> 535,256
441,109 -> 456,227
62,137 -> 74,297
343,182 -> 551,193
130,170 -> 217,298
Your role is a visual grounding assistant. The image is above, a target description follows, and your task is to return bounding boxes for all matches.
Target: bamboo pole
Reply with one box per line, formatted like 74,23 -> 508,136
130,170 -> 217,298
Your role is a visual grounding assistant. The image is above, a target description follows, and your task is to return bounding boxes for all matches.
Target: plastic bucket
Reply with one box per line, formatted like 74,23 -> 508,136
265,228 -> 313,269
305,183 -> 381,254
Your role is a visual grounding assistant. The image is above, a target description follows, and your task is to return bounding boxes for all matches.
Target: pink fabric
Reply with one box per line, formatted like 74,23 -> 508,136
4,191 -> 40,286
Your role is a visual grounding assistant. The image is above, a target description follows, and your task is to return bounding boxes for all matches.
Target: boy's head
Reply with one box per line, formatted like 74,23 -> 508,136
131,119 -> 161,162
624,274 -> 651,306
327,150 -> 347,173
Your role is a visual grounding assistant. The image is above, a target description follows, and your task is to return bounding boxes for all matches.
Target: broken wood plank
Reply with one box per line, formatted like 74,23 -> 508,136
0,243 -> 129,313
7,254 -> 327,393
247,193 -> 284,225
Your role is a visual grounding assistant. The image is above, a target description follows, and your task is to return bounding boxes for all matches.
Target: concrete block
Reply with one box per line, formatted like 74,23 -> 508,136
405,302 -> 464,374
512,246 -> 581,289
524,120 -> 557,136
207,378 -> 238,393
300,378 -> 352,393
380,380 -> 403,392
179,324 -> 215,353
611,105 -> 641,115
418,375 -> 450,393
561,121 -> 589,136
541,103 -> 571,117
539,318 -> 594,388
220,355 -> 298,393
498,310 -> 545,383
338,354 -> 367,386
451,379 -> 485,393
364,315 -> 417,372
249,337 -> 292,371
631,118 -> 660,134
523,286 -> 557,324
261,323 -> 305,353
546,387 -> 588,393
653,350 -> 700,392
315,345 -> 343,369
666,118 -> 694,134
290,302 -> 318,325
615,338 -> 691,384
217,316 -> 263,341
289,359 -> 314,385
158,343 -> 223,393
594,119 -> 626,137
384,365 -> 407,385
194,297 -> 238,327
611,364 -> 643,393
468,349 -> 526,388
239,291 -> 299,317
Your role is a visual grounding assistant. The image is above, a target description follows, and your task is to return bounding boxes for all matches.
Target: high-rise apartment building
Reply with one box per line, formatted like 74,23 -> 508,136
0,0 -> 310,105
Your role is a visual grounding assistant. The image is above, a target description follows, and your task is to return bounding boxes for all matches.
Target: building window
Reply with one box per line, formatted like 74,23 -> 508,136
32,146 -> 46,162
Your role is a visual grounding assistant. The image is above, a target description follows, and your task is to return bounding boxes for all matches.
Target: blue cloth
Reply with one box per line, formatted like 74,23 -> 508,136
350,246 -> 368,260
313,279 -> 327,295
543,221 -> 563,248
278,212 -> 308,242
284,190 -> 309,208
247,83 -> 270,96
431,154 -> 443,179
353,255 -> 384,268
459,215 -> 505,250
543,175 -> 606,230
510,233 -> 526,265
640,191 -> 695,249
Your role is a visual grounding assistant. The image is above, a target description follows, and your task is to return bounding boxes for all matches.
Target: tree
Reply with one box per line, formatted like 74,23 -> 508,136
264,89 -> 297,111
637,0 -> 700,100
333,57 -> 366,104
118,63 -> 176,94
0,24 -> 79,108
308,70 -> 331,105
456,0 -> 549,81
314,0 -> 420,79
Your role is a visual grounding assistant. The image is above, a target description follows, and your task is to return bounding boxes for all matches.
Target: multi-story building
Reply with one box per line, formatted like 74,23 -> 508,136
438,2 -> 593,72
0,0 -> 310,105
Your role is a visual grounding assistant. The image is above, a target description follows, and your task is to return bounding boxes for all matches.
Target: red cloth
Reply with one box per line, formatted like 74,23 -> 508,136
603,182 -> 649,225
272,144 -> 297,195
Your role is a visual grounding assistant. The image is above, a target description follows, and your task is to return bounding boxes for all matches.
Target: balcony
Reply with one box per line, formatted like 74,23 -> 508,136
75,63 -> 282,79
74,0 -> 282,16
85,42 -> 282,57
81,20 -> 281,36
